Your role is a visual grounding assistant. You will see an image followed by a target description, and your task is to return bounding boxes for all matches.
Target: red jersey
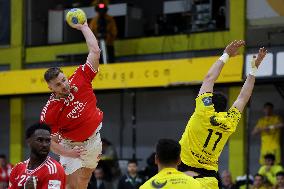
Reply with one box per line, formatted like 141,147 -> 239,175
40,62 -> 103,141
0,163 -> 13,184
8,157 -> 65,189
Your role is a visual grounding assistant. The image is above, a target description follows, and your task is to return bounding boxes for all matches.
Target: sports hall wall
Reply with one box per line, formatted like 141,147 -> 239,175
6,0 -> 284,180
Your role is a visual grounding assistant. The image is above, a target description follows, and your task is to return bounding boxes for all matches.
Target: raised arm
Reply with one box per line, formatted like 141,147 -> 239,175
198,40 -> 245,95
74,22 -> 101,71
233,48 -> 267,112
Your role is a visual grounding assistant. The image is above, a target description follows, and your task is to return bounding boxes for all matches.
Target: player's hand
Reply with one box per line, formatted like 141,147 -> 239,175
67,146 -> 86,158
73,22 -> 88,31
24,176 -> 37,189
254,47 -> 267,68
224,40 -> 245,57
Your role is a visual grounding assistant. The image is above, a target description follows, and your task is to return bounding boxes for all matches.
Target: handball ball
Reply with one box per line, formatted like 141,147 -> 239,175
66,8 -> 86,28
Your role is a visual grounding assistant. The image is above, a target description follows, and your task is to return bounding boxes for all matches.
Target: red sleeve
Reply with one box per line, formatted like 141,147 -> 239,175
8,166 -> 18,189
40,102 -> 59,136
79,61 -> 98,82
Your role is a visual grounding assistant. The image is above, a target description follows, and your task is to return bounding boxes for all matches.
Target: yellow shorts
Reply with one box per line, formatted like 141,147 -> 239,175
195,177 -> 219,189
260,147 -> 281,165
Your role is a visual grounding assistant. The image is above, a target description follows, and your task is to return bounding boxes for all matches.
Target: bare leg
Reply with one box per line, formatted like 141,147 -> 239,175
66,168 -> 94,189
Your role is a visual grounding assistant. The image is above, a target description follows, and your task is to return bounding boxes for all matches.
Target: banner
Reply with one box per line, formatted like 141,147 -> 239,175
0,55 -> 243,95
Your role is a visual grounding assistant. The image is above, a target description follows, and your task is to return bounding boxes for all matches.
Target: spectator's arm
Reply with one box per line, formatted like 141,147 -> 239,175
252,124 -> 262,135
265,171 -> 277,185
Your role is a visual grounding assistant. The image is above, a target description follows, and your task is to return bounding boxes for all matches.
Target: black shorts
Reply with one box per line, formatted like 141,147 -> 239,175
178,161 -> 222,188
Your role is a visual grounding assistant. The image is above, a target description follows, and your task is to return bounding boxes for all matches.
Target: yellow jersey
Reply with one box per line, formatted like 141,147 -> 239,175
179,92 -> 241,171
256,115 -> 281,151
139,168 -> 201,189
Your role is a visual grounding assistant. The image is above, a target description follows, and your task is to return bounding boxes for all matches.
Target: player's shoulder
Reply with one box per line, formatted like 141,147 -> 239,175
11,160 -> 27,173
44,157 -> 64,174
195,92 -> 213,107
139,174 -> 161,189
44,94 -> 61,106
196,92 -> 213,100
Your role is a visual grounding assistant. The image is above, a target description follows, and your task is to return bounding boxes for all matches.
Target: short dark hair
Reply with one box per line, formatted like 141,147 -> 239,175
128,159 -> 138,165
264,153 -> 275,161
276,171 -> 284,177
212,92 -> 227,112
0,154 -> 6,159
25,122 -> 51,139
44,67 -> 63,82
156,139 -> 181,165
264,102 -> 274,109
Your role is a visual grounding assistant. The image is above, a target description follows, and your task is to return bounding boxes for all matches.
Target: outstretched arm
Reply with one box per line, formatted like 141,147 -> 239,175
233,48 -> 267,112
74,22 -> 101,71
199,40 -> 245,95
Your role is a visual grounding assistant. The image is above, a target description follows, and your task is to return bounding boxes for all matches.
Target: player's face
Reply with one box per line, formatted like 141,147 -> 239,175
48,73 -> 70,97
277,175 -> 284,187
263,106 -> 273,116
94,168 -> 104,180
29,129 -> 51,158
264,158 -> 274,166
253,176 -> 263,187
0,158 -> 5,167
221,172 -> 232,186
127,163 -> 138,175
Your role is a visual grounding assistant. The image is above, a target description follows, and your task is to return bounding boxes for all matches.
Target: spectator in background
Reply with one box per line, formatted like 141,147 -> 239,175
100,138 -> 120,182
92,0 -> 109,6
88,166 -> 113,189
221,170 -> 253,189
274,172 -> 284,189
89,2 -> 117,63
0,154 -> 13,189
139,153 -> 158,180
252,102 -> 283,165
252,174 -> 269,189
258,154 -> 283,186
117,160 -> 144,189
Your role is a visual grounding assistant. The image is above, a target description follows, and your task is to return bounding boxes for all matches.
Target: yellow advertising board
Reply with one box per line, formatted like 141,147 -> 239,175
0,55 -> 243,95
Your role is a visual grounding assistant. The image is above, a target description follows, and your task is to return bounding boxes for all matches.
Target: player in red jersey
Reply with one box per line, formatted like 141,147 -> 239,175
0,154 -> 13,189
8,123 -> 66,189
40,22 -> 102,189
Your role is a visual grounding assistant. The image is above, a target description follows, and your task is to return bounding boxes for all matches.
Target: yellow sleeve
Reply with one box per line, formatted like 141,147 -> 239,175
195,92 -> 214,113
227,107 -> 241,127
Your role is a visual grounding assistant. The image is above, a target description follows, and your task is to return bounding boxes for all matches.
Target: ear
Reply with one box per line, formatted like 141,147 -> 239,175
177,157 -> 181,165
154,154 -> 158,165
47,84 -> 53,91
26,138 -> 31,147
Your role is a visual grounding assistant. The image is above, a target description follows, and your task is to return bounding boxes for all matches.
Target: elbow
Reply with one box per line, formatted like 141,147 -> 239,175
90,47 -> 101,58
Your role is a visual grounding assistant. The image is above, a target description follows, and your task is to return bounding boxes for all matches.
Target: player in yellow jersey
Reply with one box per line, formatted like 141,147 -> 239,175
179,40 -> 268,189
252,102 -> 283,164
140,139 -> 201,189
